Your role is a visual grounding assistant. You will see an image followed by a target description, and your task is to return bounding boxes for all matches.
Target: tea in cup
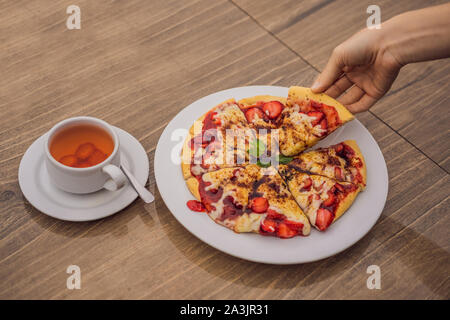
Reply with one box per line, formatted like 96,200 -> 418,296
45,117 -> 126,194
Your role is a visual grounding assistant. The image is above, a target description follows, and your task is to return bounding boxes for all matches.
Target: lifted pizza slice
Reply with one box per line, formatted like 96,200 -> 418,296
279,86 -> 354,156
186,164 -> 311,238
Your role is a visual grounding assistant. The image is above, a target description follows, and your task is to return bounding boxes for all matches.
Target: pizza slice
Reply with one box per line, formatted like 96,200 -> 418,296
279,86 -> 354,156
186,164 -> 311,238
279,167 -> 361,231
181,99 -> 250,180
286,140 -> 367,189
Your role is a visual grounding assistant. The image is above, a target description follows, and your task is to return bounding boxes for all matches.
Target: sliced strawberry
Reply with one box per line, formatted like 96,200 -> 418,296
353,157 -> 363,168
87,149 -> 108,166
334,143 -> 344,153
250,197 -> 269,213
299,101 -> 315,113
335,167 -> 343,180
262,101 -> 283,119
59,154 -> 78,167
307,111 -> 325,126
261,218 -> 277,233
310,101 -> 323,110
315,208 -> 334,231
245,108 -> 265,123
323,192 -> 336,207
75,143 -> 96,161
319,118 -> 328,130
277,222 -> 297,238
266,208 -> 284,220
239,102 -> 264,111
187,200 -> 206,212
301,177 -> 312,191
203,111 -> 219,131
335,183 -> 345,193
284,220 -> 304,233
343,144 -> 355,159
323,104 -> 341,131
74,161 -> 91,168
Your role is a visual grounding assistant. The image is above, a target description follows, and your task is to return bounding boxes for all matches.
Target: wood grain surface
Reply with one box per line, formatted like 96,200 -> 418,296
0,0 -> 448,299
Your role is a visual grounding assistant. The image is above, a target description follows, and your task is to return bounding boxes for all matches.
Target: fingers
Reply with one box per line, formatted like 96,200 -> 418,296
324,75 -> 353,98
337,85 -> 364,105
311,47 -> 345,93
345,94 -> 377,113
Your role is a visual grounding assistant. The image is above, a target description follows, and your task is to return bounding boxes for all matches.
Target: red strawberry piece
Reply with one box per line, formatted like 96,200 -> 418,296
59,154 -> 78,167
74,161 -> 91,168
335,167 -> 343,180
343,144 -> 355,159
87,149 -> 108,166
301,177 -> 312,191
186,200 -> 206,212
250,197 -> 269,213
245,108 -> 265,123
284,220 -> 304,233
315,208 -> 334,231
277,222 -> 297,238
261,218 -> 277,233
310,101 -> 323,110
321,104 -> 340,130
266,209 -> 284,220
262,101 -> 283,119
203,111 -> 219,131
307,111 -> 325,126
319,118 -> 328,130
323,191 -> 336,207
353,158 -> 363,168
240,102 -> 264,111
334,143 -> 344,153
75,143 -> 96,161
299,102 -> 315,113
335,183 -> 345,193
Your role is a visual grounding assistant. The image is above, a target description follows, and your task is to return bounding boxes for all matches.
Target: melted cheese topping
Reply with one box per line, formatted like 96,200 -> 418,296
287,174 -> 334,226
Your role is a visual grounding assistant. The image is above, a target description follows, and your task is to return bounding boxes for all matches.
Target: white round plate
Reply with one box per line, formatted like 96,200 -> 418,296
19,126 -> 149,222
155,86 -> 388,264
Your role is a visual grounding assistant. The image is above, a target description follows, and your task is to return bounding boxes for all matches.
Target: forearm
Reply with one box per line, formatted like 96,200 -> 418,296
380,3 -> 450,66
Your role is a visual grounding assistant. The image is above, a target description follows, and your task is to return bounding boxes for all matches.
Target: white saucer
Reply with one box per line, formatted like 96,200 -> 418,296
155,86 -> 388,264
19,126 -> 149,222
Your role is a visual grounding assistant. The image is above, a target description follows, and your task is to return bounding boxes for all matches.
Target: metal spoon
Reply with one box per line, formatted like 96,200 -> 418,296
120,164 -> 154,203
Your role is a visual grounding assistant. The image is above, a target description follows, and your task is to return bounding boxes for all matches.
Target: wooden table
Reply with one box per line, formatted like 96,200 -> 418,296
0,0 -> 448,299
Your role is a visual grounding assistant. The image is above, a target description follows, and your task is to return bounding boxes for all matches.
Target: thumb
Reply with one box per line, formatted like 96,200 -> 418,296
311,47 -> 345,93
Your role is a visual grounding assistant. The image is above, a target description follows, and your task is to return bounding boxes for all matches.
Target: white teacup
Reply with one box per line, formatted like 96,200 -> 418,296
44,116 -> 127,194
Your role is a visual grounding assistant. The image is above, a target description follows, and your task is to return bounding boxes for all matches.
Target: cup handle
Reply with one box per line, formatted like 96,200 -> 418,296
102,164 -> 127,191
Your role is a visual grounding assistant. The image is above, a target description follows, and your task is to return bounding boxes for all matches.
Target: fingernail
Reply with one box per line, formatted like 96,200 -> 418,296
311,81 -> 320,91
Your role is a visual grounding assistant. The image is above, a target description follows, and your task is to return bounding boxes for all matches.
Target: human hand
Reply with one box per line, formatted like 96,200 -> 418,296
311,28 -> 402,113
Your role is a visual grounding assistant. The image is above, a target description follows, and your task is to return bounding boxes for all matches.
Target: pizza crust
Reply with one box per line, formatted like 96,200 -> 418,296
334,187 -> 361,221
186,177 -> 200,200
238,95 -> 287,106
181,132 -> 193,180
342,140 -> 367,189
287,86 -> 354,123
